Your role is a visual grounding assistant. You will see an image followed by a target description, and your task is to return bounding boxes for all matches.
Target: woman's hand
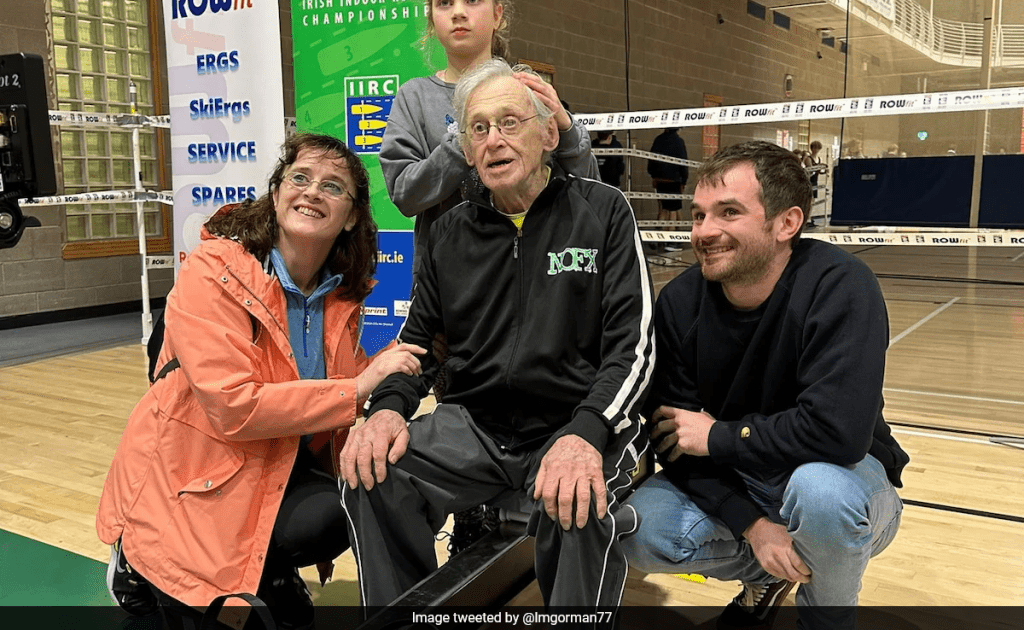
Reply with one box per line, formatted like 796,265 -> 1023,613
355,343 -> 427,401
514,72 -> 573,132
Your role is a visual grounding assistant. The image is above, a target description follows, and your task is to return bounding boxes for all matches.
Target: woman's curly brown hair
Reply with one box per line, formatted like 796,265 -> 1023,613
204,133 -> 378,302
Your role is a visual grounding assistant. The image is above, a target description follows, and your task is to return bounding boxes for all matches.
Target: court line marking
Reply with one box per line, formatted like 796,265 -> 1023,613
888,297 -> 960,347
885,296 -> 1024,308
888,420 -> 1021,440
992,438 -> 1024,451
891,428 -> 995,446
901,499 -> 1024,524
885,387 -> 1024,406
1012,250 -> 1024,262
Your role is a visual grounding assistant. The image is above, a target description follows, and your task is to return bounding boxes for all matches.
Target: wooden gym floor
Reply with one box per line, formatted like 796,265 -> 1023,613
1,245 -> 1022,613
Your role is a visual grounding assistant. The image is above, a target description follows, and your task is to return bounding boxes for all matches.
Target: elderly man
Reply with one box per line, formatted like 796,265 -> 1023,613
622,141 -> 908,630
340,58 -> 655,609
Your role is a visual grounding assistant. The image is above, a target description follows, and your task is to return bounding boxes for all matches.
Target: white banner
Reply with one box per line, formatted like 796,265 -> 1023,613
163,1 -> 286,270
579,86 -> 1024,131
641,230 -> 1024,247
864,0 -> 895,21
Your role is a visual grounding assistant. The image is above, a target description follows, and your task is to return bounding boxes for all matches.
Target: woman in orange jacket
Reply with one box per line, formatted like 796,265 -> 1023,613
96,133 -> 425,628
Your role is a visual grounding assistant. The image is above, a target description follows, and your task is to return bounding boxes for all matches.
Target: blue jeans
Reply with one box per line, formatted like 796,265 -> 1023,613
621,455 -> 903,630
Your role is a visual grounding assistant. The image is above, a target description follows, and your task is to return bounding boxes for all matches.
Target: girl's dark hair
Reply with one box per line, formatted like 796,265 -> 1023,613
204,133 -> 378,302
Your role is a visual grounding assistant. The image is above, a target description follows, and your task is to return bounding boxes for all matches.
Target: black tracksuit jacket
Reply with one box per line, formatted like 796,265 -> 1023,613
367,167 -> 656,455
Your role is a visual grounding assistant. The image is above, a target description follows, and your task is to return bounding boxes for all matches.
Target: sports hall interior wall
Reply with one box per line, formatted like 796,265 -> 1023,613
6,1 -> 1017,322
843,2 -> 1024,159
2,0 -> 847,322
509,0 -> 848,220
278,1 -> 850,223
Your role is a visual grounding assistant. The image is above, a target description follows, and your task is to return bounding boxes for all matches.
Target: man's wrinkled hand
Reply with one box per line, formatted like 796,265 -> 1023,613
533,435 -> 606,530
340,410 -> 408,491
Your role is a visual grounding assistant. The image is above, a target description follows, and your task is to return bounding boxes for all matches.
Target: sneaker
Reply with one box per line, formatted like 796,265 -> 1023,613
663,243 -> 682,252
716,579 -> 796,630
106,539 -> 159,616
447,505 -> 500,558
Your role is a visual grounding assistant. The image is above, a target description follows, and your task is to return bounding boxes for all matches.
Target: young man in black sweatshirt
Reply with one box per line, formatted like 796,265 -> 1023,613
622,141 -> 908,630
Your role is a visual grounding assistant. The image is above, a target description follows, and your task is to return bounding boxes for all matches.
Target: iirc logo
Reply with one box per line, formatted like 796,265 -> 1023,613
345,75 -> 398,154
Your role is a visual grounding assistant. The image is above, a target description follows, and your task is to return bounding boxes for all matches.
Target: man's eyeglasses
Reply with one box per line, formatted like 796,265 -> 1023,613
462,115 -> 539,143
283,171 -> 355,201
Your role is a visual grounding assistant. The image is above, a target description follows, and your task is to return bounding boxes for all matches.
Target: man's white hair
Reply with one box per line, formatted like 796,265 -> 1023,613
452,58 -> 554,153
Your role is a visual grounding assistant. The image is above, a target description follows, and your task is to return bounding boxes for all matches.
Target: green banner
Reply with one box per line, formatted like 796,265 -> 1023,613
290,0 -> 444,230
290,1 -> 447,353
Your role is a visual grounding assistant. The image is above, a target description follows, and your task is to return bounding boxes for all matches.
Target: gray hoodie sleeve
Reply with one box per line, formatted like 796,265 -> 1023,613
379,79 -> 472,218
554,115 -> 599,179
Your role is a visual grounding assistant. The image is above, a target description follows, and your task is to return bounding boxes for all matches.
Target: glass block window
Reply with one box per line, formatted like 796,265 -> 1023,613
773,11 -> 791,30
51,0 -> 162,242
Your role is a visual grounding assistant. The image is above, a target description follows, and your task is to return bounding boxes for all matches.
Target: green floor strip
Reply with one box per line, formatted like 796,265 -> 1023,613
0,529 -> 113,606
0,527 -> 360,625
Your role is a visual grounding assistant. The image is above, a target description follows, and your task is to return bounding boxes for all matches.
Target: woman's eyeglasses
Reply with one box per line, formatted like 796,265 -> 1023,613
283,171 -> 355,201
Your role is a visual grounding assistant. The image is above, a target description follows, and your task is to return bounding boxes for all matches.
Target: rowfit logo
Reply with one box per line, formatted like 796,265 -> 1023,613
172,0 -> 254,20
547,248 -> 599,276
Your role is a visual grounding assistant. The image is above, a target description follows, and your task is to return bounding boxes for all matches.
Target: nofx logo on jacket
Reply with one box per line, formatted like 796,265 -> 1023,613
547,247 -> 599,276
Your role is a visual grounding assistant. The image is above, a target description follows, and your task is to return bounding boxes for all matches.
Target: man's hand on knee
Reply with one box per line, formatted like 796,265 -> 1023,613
743,517 -> 812,584
340,410 -> 409,491
533,435 -> 607,530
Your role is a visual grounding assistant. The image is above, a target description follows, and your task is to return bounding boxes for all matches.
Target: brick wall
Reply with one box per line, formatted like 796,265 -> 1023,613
0,1 -> 175,319
509,0 -> 847,219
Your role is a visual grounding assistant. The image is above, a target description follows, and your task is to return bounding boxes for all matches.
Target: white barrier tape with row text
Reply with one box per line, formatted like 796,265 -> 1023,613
19,189 -> 174,206
642,230 -> 1024,246
579,86 -> 1024,131
48,111 -> 171,129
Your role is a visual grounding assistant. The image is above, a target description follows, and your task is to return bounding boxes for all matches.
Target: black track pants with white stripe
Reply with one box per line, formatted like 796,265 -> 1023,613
341,404 -> 642,608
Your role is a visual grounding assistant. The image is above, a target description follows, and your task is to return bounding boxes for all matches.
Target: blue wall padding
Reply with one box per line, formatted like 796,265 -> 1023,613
978,154 -> 1024,228
831,156 -> 974,227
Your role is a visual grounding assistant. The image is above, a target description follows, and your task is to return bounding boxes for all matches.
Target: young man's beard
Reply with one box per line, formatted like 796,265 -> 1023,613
694,223 -> 775,286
